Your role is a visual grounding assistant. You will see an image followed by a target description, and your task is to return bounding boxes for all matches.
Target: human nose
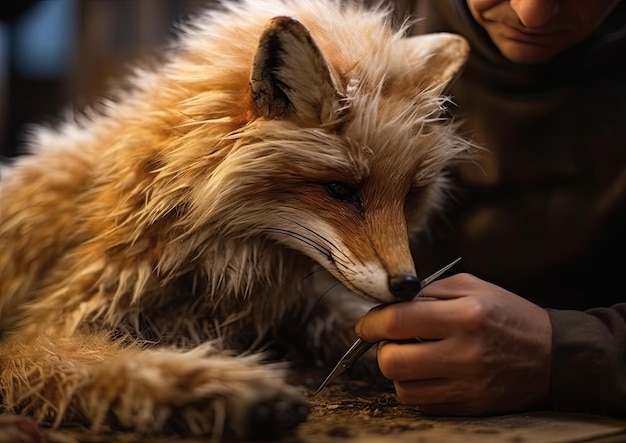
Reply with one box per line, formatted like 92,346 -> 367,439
509,0 -> 560,28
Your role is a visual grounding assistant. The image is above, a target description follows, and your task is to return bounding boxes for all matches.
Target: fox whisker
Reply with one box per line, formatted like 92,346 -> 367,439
300,265 -> 328,283
278,216 -> 355,266
263,227 -> 335,265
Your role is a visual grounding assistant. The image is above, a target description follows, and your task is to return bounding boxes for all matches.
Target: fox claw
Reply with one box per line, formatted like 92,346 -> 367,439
244,396 -> 309,440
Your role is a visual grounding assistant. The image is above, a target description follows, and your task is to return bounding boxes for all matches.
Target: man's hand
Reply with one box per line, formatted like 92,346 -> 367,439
355,273 -> 552,415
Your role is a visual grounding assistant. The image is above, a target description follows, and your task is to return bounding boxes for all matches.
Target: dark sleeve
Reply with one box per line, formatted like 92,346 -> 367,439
548,305 -> 626,415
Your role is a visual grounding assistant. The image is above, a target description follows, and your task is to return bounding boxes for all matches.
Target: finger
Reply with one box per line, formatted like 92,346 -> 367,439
418,273 -> 482,300
393,378 -> 460,407
377,339 -> 476,381
393,377 -> 484,412
355,296 -> 469,342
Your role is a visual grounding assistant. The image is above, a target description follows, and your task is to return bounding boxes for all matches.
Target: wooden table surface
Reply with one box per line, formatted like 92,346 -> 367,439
7,371 -> 626,443
292,373 -> 626,443
300,391 -> 626,443
42,408 -> 626,443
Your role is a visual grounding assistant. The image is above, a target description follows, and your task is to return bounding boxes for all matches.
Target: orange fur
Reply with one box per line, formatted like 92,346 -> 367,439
0,0 -> 471,439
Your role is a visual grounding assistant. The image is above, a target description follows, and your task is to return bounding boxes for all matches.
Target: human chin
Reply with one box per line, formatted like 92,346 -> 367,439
494,40 -> 564,64
492,35 -> 565,65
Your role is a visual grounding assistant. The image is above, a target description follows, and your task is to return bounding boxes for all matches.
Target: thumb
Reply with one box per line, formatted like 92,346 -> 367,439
355,302 -> 424,343
418,273 -> 471,300
354,304 -> 388,343
355,292 -> 464,342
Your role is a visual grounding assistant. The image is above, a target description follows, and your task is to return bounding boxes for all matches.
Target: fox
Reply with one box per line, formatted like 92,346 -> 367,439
0,0 -> 471,440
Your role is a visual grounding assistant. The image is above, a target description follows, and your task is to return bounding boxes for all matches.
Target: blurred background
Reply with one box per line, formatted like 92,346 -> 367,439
0,0 -> 413,159
0,0 -> 211,158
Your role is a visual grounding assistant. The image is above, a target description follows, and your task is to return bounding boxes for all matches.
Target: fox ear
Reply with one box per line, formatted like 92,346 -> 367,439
399,33 -> 469,90
250,16 -> 343,124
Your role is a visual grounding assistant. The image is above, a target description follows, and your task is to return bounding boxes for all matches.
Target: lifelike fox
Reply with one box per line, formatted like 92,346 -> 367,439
0,0 -> 470,440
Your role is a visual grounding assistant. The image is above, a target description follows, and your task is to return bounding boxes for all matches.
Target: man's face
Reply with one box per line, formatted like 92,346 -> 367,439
466,0 -> 620,64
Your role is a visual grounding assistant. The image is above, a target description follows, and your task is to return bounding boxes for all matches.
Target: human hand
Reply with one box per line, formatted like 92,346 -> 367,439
355,273 -> 552,415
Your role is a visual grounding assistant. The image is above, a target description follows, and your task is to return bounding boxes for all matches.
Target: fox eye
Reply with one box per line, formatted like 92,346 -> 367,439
325,182 -> 360,204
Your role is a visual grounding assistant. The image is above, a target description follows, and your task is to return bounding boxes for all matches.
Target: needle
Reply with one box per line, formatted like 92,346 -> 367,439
314,257 -> 461,396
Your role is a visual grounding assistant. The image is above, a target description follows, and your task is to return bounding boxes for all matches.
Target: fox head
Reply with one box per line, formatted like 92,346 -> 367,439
170,10 -> 470,304
101,2 -> 471,307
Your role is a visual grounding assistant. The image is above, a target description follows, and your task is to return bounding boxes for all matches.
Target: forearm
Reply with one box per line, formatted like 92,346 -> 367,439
548,304 -> 626,415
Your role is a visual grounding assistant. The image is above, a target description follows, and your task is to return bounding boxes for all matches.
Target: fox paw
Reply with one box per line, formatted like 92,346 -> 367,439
229,385 -> 309,440
81,346 -> 309,439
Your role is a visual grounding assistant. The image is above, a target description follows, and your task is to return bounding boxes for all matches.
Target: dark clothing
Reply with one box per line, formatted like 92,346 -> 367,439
404,0 -> 626,415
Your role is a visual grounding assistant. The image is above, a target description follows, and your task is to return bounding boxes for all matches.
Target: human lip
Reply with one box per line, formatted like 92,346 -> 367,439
500,25 -> 568,43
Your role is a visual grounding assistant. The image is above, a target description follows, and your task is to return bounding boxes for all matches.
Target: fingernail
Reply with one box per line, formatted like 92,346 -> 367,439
355,317 -> 363,336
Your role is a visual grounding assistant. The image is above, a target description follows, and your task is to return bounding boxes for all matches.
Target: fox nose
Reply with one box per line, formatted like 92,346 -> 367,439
388,273 -> 421,301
